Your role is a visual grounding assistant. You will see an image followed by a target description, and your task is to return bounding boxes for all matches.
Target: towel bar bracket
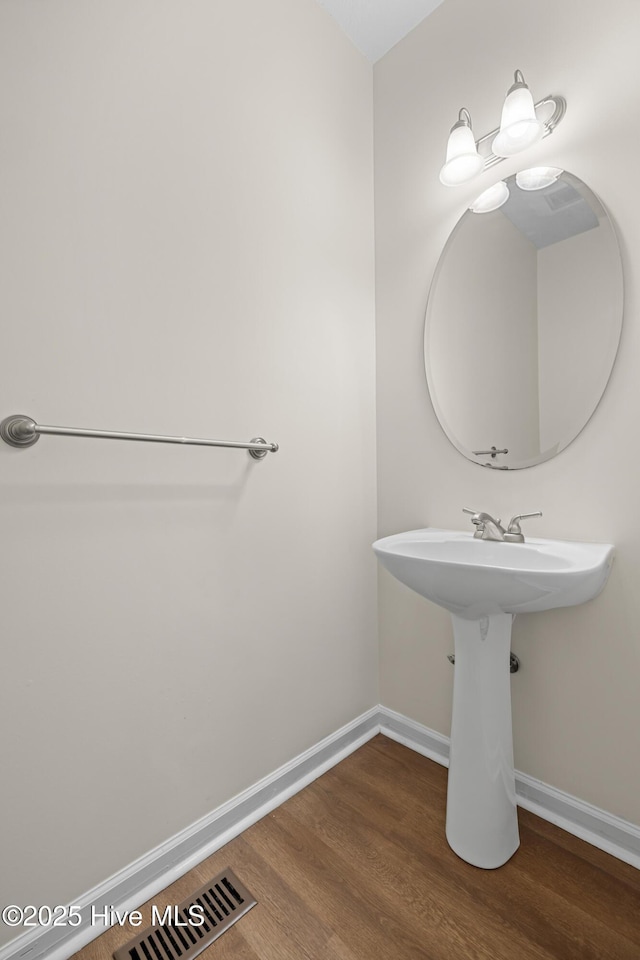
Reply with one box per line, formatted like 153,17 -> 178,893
0,415 -> 39,447
247,438 -> 270,460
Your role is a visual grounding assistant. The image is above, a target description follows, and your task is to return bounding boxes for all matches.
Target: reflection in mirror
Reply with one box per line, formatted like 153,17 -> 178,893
424,170 -> 623,469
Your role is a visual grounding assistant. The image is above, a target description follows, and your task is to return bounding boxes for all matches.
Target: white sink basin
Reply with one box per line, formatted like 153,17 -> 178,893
373,528 -> 614,620
373,526 -> 615,869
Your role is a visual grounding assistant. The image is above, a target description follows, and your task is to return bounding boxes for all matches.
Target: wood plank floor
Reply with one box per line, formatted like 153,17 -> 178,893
73,736 -> 640,960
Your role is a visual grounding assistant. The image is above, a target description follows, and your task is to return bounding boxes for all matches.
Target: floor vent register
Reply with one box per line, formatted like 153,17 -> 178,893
113,868 -> 257,960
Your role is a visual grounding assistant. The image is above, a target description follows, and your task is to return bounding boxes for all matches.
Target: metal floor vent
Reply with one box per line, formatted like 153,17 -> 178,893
113,868 -> 257,960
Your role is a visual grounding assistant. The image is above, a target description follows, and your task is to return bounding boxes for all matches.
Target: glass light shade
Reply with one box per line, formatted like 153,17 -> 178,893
469,180 -> 509,214
516,166 -> 563,191
492,85 -> 543,158
439,122 -> 484,186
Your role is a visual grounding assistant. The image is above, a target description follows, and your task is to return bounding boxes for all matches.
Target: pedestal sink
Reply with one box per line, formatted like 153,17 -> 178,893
373,528 -> 614,868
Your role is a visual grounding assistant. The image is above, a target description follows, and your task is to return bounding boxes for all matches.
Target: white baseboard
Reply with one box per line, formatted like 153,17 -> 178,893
515,771 -> 640,867
378,705 -> 451,765
2,705 -> 639,960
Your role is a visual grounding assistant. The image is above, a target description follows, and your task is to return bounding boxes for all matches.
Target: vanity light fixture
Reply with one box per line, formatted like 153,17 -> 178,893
492,70 -> 543,157
439,109 -> 484,186
515,165 -> 564,190
439,71 -> 565,187
469,180 -> 509,213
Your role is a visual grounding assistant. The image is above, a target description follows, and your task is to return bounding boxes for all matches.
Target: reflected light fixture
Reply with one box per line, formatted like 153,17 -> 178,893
492,70 -> 543,157
439,71 -> 565,188
469,180 -> 509,214
515,165 -> 564,191
439,109 -> 484,186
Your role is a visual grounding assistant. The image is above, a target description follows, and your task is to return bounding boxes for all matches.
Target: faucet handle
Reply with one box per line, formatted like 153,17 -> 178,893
506,511 -> 542,542
462,507 -> 485,523
463,508 -> 502,523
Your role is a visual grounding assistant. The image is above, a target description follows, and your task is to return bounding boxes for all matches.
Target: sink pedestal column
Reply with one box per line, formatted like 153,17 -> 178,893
446,612 -> 519,869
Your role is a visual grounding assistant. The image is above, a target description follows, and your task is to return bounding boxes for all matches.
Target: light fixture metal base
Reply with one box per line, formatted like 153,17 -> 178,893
0,415 -> 39,447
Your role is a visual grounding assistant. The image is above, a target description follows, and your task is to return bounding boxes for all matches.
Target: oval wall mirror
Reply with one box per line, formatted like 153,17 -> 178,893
424,169 -> 623,469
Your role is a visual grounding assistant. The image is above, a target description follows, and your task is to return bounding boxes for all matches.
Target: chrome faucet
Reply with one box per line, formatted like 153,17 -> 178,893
463,508 -> 542,542
463,508 -> 506,541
